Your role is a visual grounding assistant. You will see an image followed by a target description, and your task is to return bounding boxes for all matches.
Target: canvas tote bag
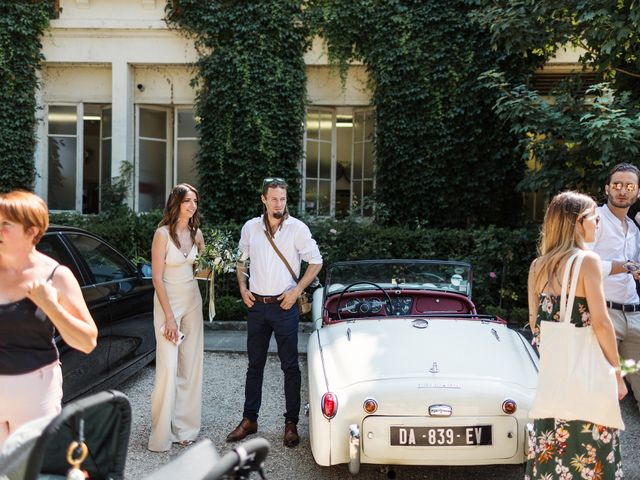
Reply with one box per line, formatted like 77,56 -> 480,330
529,250 -> 625,430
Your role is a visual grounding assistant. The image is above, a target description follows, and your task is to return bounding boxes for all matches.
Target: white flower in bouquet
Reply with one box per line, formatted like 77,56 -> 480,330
195,229 -> 241,276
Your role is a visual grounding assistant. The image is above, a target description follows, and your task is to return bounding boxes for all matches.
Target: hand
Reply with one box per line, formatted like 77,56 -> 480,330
26,279 -> 58,311
617,375 -> 628,401
163,319 -> 179,344
240,289 -> 255,308
278,288 -> 299,310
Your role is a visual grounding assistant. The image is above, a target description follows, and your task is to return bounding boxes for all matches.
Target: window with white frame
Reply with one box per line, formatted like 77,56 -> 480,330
46,104 -> 111,213
46,105 -> 199,213
135,106 -> 200,212
303,107 -> 375,217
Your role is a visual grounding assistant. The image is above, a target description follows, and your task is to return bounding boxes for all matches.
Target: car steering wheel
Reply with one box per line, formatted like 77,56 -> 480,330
336,281 -> 394,320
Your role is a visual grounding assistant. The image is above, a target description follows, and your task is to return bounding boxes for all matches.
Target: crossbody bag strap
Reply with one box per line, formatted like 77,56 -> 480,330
263,229 -> 299,283
559,251 -> 585,323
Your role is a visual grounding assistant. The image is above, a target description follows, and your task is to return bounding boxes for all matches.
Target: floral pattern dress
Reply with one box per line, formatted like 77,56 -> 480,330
525,294 -> 623,480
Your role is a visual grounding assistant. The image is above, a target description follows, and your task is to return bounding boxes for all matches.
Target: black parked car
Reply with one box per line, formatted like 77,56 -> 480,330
37,226 -> 156,401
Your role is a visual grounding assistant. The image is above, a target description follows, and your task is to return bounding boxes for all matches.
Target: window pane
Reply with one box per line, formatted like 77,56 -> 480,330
352,179 -> 362,213
139,139 -> 166,212
353,142 -> 363,179
305,179 -> 317,214
306,110 -> 319,140
178,109 -> 198,138
305,140 -> 318,178
319,142 -> 331,179
139,109 -> 166,138
319,112 -> 332,142
336,124 -> 353,168
82,117 -> 101,214
177,139 -> 199,187
48,137 -> 77,210
318,180 -> 331,216
363,142 -> 374,178
364,110 -> 375,141
354,111 -> 364,143
101,108 -> 112,138
48,106 -> 77,135
36,234 -> 83,284
66,233 -> 135,283
101,140 -> 111,188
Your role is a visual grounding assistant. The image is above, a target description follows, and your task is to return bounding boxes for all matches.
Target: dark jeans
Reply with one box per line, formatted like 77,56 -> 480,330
243,301 -> 301,424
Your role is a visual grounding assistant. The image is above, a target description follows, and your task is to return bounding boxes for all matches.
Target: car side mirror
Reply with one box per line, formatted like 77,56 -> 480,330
137,262 -> 152,279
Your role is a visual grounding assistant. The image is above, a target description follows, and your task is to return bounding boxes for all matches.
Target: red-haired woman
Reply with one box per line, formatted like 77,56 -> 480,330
0,190 -> 97,448
148,184 -> 205,452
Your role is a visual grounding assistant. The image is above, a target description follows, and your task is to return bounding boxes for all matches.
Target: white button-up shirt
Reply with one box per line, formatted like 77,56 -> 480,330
587,204 -> 640,304
238,215 -> 322,296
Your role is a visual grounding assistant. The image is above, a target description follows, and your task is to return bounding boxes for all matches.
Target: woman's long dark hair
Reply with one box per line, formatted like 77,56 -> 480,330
158,183 -> 201,248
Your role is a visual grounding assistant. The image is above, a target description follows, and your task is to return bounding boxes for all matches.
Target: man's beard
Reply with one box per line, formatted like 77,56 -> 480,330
608,194 -> 638,209
272,211 -> 284,219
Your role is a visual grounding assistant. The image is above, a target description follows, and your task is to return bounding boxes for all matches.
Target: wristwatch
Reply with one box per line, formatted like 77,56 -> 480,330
623,261 -> 640,273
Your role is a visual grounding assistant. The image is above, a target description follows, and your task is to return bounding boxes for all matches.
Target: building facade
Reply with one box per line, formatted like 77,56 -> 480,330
38,0 -> 375,216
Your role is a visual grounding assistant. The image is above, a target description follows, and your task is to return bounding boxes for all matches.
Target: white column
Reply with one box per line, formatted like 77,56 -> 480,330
33,70 -> 47,198
111,60 -> 134,208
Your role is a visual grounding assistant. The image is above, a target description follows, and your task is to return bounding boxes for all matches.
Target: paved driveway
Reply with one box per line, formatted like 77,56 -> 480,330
121,352 -> 640,479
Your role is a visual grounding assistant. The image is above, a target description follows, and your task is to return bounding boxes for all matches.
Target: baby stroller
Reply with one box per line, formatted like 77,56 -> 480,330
145,437 -> 270,480
0,390 -> 131,480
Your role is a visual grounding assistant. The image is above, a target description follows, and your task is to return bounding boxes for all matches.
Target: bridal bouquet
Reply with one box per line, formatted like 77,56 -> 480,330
195,228 -> 241,321
195,228 -> 241,278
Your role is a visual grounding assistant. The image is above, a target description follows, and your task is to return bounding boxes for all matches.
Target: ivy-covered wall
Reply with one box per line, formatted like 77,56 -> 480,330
166,1 -> 310,224
0,2 -> 53,192
310,0 -> 532,227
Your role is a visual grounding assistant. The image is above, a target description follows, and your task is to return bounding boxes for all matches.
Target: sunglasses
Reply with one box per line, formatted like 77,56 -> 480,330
263,177 -> 286,186
610,181 -> 638,192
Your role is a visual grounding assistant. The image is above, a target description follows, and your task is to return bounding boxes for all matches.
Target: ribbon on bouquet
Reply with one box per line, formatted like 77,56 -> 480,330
208,272 -> 215,322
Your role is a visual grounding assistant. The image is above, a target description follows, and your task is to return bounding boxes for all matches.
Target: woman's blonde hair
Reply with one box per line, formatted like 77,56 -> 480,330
534,190 -> 596,292
0,190 -> 49,244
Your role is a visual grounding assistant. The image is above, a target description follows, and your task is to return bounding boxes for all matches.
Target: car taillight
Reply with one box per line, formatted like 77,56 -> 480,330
362,398 -> 378,414
321,392 -> 338,419
502,398 -> 517,414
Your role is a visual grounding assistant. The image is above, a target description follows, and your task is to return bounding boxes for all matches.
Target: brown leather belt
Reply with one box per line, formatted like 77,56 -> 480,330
253,293 -> 280,304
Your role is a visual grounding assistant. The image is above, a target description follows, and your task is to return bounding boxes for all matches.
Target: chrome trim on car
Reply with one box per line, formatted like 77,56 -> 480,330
348,424 -> 360,475
428,404 -> 452,417
411,319 -> 429,329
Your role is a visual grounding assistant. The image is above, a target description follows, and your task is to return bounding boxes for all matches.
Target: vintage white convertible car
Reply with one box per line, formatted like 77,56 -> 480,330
306,259 -> 539,474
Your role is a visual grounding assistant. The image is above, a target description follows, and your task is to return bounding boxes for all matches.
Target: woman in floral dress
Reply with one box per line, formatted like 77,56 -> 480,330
526,191 -> 627,480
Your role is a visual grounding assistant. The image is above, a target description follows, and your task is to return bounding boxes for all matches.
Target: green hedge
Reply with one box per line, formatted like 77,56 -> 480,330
50,211 -> 538,322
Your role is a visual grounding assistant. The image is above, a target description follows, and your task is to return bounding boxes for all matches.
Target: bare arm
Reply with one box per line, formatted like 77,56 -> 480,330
237,262 -> 255,307
151,228 -> 179,343
581,252 -> 628,400
27,265 -> 97,354
195,229 -> 205,253
527,259 -> 539,333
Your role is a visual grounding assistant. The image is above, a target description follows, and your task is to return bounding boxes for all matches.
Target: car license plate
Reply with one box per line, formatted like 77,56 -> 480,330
390,425 -> 492,446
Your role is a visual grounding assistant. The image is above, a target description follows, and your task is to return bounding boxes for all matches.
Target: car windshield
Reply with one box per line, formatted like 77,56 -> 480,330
325,260 -> 472,297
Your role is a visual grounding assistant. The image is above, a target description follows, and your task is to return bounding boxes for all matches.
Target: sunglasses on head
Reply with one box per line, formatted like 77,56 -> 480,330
263,177 -> 285,186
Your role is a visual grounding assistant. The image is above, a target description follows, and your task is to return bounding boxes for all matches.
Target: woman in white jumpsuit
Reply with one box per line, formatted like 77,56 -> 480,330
148,184 -> 204,452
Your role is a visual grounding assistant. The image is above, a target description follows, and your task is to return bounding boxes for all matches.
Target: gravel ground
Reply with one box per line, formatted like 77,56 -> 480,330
120,352 -> 640,480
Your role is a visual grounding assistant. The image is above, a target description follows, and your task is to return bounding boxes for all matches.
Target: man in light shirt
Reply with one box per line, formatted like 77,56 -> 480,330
226,177 -> 322,447
589,162 -> 640,410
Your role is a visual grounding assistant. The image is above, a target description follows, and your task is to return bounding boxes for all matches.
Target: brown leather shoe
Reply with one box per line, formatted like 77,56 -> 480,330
283,420 -> 300,447
226,418 -> 258,443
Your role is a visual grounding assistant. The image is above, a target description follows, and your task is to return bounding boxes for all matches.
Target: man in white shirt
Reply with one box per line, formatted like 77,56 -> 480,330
589,162 -> 640,410
226,178 -> 323,447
